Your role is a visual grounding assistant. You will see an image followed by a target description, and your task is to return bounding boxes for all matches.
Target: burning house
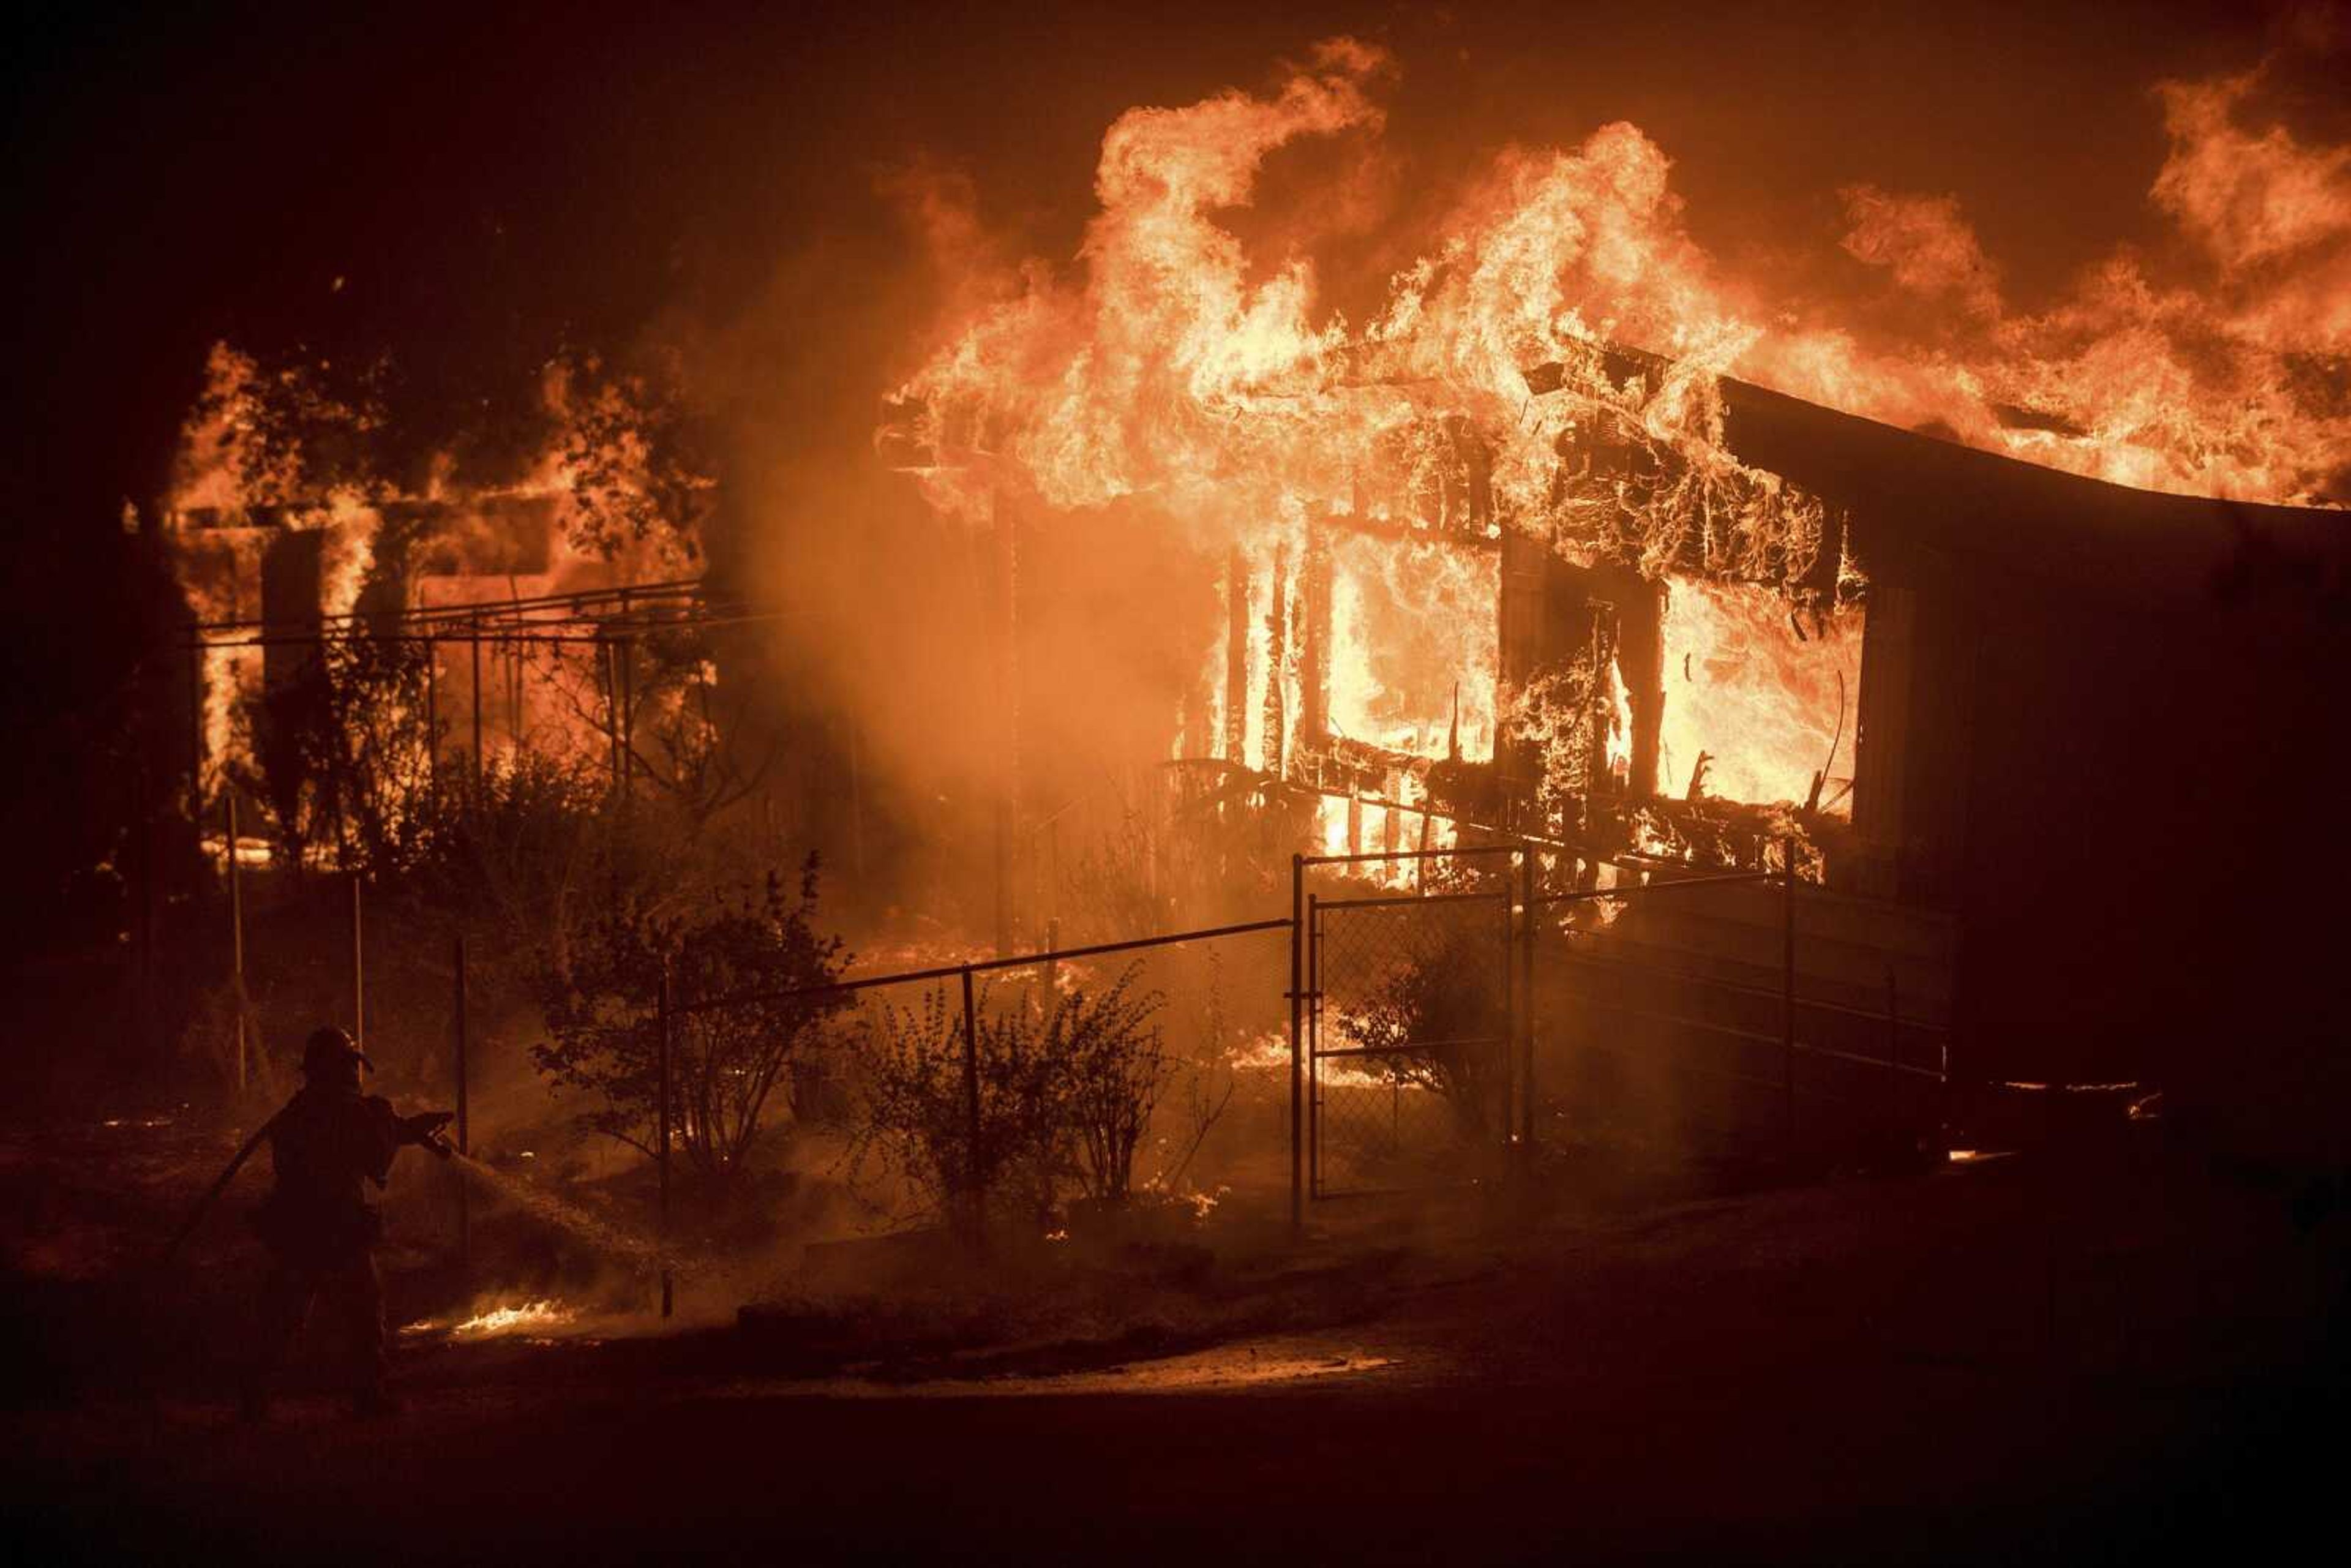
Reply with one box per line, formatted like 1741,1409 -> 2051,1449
157,343 -> 710,828
866,39 -> 2349,1163
134,32 -> 2349,1165
169,493 -> 567,792
18,12 -> 2351,1558
882,346 -> 2347,1159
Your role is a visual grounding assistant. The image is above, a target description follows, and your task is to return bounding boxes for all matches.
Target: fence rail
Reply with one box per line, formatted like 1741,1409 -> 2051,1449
669,916 -> 1295,1016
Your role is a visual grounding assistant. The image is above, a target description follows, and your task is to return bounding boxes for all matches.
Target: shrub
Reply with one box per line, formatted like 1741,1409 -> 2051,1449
1337,921 -> 1508,1138
854,962 -> 1170,1225
531,856 -> 849,1191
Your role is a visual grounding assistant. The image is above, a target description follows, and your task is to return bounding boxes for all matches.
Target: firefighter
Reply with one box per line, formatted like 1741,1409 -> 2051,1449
241,1025 -> 452,1419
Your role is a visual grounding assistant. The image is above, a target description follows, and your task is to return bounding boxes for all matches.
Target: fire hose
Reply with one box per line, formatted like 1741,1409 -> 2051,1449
160,1108 -> 454,1268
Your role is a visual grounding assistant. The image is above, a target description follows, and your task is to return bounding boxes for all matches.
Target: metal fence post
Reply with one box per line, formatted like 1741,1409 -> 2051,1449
453,931 -> 470,1280
469,625 -> 484,796
350,872 -> 364,1054
424,639 -> 438,808
611,639 -> 630,808
1519,844 -> 1536,1156
227,792 -> 247,1095
961,965 -> 983,1243
188,639 -> 204,820
657,968 -> 673,1318
1781,846 -> 1796,1160
621,636 -> 637,812
1306,891 -> 1320,1203
1498,881 -> 1515,1165
1289,853 -> 1304,1235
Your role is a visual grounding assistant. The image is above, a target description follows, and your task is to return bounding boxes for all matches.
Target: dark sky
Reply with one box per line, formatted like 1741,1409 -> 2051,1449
7,0 -> 2322,530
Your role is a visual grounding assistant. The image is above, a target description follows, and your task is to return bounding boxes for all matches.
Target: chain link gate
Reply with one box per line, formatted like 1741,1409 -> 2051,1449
1308,887 -> 1514,1198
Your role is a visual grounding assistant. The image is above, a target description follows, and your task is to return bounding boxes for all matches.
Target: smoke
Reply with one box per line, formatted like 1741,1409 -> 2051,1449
1836,187 -> 2004,324
2152,68 -> 2351,273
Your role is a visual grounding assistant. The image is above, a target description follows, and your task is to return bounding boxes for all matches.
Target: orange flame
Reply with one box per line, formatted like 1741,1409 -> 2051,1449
886,40 -> 2344,846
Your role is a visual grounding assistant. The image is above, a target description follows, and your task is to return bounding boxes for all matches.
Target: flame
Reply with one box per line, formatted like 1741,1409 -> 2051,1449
1789,63 -> 2350,504
1316,795 -> 1348,858
404,1297 -> 580,1341
1327,535 -> 1496,761
893,40 -> 1782,539
1657,581 -> 1859,814
885,40 -> 1902,850
888,40 -> 2344,603
1602,653 -> 1633,786
1233,1026 -> 1403,1088
159,343 -> 709,820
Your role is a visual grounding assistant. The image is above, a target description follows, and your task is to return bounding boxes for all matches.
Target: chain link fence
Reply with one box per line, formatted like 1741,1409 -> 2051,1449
677,918 -> 1296,1237
1533,869 -> 1952,1166
1310,890 -> 1512,1198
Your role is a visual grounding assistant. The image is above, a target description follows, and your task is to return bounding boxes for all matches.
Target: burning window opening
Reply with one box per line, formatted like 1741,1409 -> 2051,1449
1657,580 -> 1862,817
1325,531 -> 1498,765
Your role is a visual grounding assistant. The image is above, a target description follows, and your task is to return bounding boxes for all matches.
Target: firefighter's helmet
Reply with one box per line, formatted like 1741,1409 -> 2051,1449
300,1025 -> 372,1078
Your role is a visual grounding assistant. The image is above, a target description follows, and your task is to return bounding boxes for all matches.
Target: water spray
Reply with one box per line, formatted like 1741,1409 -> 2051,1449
442,1150 -> 678,1277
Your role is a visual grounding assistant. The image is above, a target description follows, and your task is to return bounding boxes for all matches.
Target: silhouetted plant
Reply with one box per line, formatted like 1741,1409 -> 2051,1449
532,857 -> 849,1191
1337,923 -> 1507,1138
853,962 -> 1170,1223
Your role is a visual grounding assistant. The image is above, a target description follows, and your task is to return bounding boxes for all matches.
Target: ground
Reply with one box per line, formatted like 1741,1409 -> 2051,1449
3,1111 -> 2344,1564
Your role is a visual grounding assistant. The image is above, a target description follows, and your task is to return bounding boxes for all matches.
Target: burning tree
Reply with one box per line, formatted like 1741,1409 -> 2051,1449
241,632 -> 436,877
532,857 -> 849,1191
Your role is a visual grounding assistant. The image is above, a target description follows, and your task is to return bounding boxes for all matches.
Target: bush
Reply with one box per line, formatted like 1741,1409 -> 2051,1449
1337,921 -> 1508,1138
531,856 -> 849,1192
853,962 -> 1170,1226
